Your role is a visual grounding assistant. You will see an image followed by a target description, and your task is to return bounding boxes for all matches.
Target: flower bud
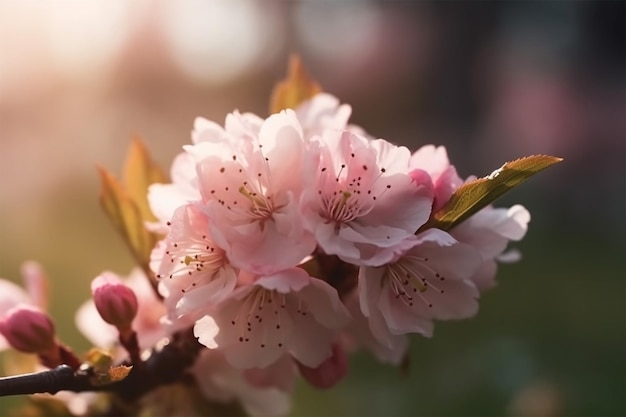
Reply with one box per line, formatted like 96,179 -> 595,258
91,272 -> 138,330
297,344 -> 348,389
0,304 -> 56,353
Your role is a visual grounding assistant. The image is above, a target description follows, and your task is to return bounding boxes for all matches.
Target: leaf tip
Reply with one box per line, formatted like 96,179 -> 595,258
270,54 -> 322,114
97,166 -> 117,193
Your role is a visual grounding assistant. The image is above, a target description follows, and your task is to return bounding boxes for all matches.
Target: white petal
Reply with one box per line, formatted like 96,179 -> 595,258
255,269 -> 310,293
378,285 -> 435,337
194,315 -> 220,349
289,315 -> 335,368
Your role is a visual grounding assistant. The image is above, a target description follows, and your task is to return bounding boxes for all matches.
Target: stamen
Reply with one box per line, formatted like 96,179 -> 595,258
231,287 -> 290,349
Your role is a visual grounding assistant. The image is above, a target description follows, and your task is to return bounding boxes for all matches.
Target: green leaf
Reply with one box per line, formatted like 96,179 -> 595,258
269,55 -> 322,114
421,155 -> 563,232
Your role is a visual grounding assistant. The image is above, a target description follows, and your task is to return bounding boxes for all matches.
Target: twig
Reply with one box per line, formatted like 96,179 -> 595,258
0,365 -> 79,396
0,327 -> 203,400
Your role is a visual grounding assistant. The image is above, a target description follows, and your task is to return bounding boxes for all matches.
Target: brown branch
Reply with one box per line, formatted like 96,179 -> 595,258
0,327 -> 203,401
1,258 -> 356,403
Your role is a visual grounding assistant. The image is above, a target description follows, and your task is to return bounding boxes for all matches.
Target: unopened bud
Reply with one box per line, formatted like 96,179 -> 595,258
0,304 -> 56,354
297,344 -> 348,389
91,272 -> 138,330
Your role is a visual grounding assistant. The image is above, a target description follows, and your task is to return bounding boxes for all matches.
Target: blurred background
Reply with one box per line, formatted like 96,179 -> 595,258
0,1 -> 623,415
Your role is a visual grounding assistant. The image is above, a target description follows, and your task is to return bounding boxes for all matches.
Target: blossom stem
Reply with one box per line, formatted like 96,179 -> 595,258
119,329 -> 143,368
37,343 -> 82,370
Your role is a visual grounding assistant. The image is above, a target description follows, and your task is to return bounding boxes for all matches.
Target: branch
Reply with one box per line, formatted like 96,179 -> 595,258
0,327 -> 203,401
0,365 -> 77,396
1,258 -> 355,402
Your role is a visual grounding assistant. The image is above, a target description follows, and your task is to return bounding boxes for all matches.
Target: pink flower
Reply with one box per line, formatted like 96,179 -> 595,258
294,93 -> 352,137
339,289 -> 409,366
148,153 -> 202,232
243,354 -> 297,393
409,145 -> 463,212
408,145 -> 531,291
296,343 -> 348,389
192,350 -> 292,417
147,113 -> 247,231
300,130 -> 434,266
151,204 -> 237,325
193,111 -> 263,145
91,273 -> 138,331
188,110 -> 316,273
450,204 -> 530,290
358,229 -> 481,348
294,93 -> 372,140
194,267 -> 350,369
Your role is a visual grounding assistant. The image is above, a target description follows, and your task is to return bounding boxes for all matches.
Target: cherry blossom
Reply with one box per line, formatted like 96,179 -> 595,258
340,289 -> 409,366
294,93 -> 352,137
450,204 -> 530,290
301,129 -> 434,266
294,92 -> 373,140
409,144 -> 463,212
192,350 -> 292,417
358,229 -> 481,348
188,109 -> 316,273
296,343 -> 348,389
194,267 -> 350,369
409,145 -> 531,291
0,58 -> 552,417
243,353 -> 297,393
147,113 -> 258,231
150,204 -> 237,326
148,152 -> 202,233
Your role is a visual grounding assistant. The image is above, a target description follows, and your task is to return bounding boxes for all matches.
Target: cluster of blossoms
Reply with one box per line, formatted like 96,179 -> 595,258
145,93 -> 529,409
0,92 -> 530,416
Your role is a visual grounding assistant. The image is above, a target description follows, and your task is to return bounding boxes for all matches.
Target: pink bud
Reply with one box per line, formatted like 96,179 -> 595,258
297,344 -> 348,389
91,272 -> 138,330
0,304 -> 56,353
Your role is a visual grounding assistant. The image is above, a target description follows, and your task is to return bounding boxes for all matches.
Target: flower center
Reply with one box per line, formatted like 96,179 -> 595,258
207,148 -> 285,227
156,230 -> 228,293
384,255 -> 446,309
318,156 -> 392,225
229,287 -> 310,349
238,185 -> 276,221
